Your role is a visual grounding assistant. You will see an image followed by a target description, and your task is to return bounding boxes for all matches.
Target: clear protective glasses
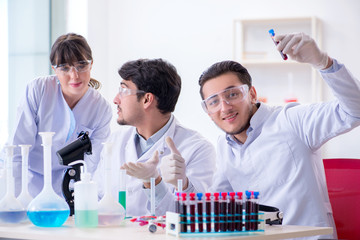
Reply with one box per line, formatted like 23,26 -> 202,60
53,60 -> 92,75
201,84 -> 249,114
118,87 -> 146,98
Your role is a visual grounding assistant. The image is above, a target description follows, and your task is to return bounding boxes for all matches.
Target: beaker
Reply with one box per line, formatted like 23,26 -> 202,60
0,145 -> 27,224
27,132 -> 70,227
98,142 -> 125,226
17,145 -> 33,209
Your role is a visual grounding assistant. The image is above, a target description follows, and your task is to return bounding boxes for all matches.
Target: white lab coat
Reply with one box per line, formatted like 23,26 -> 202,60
1,75 -> 112,197
210,61 -> 360,239
93,117 -> 216,217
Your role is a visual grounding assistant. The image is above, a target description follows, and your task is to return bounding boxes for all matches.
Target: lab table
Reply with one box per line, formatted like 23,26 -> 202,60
0,218 -> 333,240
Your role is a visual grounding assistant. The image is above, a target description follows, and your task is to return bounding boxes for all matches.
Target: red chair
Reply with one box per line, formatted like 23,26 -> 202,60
323,158 -> 360,240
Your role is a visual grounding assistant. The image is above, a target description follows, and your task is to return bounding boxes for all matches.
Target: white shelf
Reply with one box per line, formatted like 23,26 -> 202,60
233,17 -> 322,104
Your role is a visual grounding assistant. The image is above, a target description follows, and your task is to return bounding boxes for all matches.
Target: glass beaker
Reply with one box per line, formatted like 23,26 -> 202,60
27,132 -> 70,227
0,145 -> 27,224
98,142 -> 125,226
17,145 -> 33,209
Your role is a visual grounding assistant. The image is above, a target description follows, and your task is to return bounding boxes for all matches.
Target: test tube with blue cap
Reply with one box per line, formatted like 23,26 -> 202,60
269,29 -> 288,60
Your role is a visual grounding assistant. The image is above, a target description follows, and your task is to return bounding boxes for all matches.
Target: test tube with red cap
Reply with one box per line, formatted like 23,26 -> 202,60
228,192 -> 236,231
175,192 -> 180,213
180,193 -> 187,232
213,192 -> 220,232
235,192 -> 243,231
205,193 -> 212,232
220,192 -> 227,231
189,193 -> 196,232
197,193 -> 204,232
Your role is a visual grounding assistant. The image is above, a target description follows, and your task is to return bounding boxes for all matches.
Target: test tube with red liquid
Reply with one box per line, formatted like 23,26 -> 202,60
245,191 -> 252,231
252,192 -> 260,230
213,192 -> 220,232
180,193 -> 188,232
220,192 -> 227,231
269,29 -> 288,60
197,193 -> 204,232
235,192 -> 243,231
228,192 -> 236,231
205,193 -> 212,232
189,193 -> 196,232
175,192 -> 180,213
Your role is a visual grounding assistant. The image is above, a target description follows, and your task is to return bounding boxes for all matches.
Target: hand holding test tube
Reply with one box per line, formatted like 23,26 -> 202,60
269,29 -> 288,60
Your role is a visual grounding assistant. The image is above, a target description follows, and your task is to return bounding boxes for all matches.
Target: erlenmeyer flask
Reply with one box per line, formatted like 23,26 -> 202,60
98,142 -> 125,226
27,132 -> 70,227
17,145 -> 33,209
0,145 -> 27,223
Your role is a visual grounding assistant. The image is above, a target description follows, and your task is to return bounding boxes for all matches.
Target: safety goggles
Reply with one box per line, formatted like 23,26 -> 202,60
201,84 -> 249,114
118,87 -> 146,98
53,60 -> 92,75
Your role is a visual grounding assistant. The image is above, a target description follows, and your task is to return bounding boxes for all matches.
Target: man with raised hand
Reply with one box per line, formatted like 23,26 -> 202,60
94,58 -> 216,217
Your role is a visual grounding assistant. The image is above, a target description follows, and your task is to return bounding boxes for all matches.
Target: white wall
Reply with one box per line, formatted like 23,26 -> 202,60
86,0 -> 360,158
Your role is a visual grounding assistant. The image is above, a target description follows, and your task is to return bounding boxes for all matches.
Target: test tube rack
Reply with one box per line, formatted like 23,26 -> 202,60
166,211 -> 264,237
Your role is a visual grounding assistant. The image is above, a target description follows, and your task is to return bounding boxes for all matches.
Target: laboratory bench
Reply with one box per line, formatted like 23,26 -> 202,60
0,217 -> 332,240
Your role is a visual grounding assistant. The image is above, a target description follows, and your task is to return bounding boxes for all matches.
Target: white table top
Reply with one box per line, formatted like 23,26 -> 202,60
0,217 -> 333,240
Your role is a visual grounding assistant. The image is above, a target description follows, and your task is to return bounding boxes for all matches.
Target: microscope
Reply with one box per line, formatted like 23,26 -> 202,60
56,131 -> 92,215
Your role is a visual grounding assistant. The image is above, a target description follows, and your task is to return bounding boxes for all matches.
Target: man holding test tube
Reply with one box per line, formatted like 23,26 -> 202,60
198,32 -> 360,239
94,58 -> 216,217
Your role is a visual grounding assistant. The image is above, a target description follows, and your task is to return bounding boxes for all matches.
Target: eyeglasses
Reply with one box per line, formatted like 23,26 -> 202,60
118,87 -> 146,98
53,60 -> 92,75
201,84 -> 249,114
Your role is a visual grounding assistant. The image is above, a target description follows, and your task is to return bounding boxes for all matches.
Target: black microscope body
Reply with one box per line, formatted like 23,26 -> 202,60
56,131 -> 92,215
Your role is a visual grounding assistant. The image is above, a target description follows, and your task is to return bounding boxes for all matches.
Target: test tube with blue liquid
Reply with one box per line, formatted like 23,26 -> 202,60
0,145 -> 27,224
27,132 -> 70,227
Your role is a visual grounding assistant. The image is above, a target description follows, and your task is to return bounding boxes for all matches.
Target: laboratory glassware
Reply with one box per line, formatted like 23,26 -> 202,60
0,145 -> 27,223
27,132 -> 70,227
118,169 -> 126,211
0,168 -> 5,200
72,160 -> 98,228
98,142 -> 125,226
17,145 -> 33,209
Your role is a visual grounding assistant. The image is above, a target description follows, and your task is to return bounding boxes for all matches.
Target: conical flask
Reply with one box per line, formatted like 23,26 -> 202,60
17,145 -> 33,209
0,145 -> 27,223
27,132 -> 70,227
98,142 -> 125,226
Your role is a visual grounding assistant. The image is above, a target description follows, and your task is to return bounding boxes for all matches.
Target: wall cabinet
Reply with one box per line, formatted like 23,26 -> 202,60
233,17 -> 322,105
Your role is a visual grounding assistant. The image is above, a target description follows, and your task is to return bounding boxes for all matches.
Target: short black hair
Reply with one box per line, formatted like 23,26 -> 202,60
198,60 -> 252,99
118,58 -> 181,114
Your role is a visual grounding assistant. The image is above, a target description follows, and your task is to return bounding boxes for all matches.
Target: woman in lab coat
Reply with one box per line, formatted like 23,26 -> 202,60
3,33 -> 112,198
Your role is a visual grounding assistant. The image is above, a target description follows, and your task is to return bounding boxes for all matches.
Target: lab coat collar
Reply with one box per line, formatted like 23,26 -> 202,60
125,114 -> 178,162
226,102 -> 272,144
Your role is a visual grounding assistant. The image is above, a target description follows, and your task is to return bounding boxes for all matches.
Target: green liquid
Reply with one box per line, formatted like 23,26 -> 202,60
75,210 -> 98,228
118,191 -> 126,210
